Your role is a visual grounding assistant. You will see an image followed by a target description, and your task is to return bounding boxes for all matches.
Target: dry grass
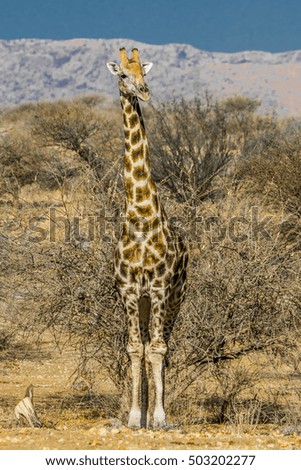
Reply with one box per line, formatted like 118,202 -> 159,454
0,95 -> 301,427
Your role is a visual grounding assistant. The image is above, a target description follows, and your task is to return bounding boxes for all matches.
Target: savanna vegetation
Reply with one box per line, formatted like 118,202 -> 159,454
0,93 -> 301,431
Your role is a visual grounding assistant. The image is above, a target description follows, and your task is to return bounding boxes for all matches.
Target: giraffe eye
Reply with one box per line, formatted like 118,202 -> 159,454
120,73 -> 127,79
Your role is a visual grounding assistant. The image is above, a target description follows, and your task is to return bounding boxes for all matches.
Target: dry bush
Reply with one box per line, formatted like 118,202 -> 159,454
1,95 -> 301,426
31,99 -> 121,184
169,236 -> 299,420
33,242 -> 126,383
0,97 -> 122,197
0,149 -> 127,418
238,120 -> 301,213
0,97 -> 124,411
148,95 -> 276,205
0,131 -> 38,196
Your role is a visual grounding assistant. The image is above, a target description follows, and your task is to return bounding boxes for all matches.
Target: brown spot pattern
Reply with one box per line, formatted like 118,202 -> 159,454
143,217 -> 160,233
149,178 -> 156,192
129,266 -> 142,283
129,114 -> 139,128
132,144 -> 144,161
136,185 -> 151,202
119,261 -> 128,279
136,205 -> 154,217
141,125 -> 146,139
131,129 -> 141,145
156,261 -> 166,277
152,194 -> 159,212
133,165 -> 148,181
166,251 -> 175,268
123,114 -> 128,127
124,154 -> 132,172
124,178 -> 134,202
123,245 -> 142,263
143,247 -> 160,266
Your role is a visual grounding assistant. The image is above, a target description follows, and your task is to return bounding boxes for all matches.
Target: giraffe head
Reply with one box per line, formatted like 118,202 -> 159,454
107,48 -> 153,101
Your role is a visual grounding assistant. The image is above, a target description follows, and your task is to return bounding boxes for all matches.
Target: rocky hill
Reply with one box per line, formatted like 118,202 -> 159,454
1,38 -> 301,115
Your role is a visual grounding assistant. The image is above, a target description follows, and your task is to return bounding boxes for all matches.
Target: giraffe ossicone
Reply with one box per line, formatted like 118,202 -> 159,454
107,47 -> 188,429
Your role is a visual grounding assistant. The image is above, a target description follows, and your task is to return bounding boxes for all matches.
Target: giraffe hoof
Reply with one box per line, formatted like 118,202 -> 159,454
128,409 -> 142,429
153,419 -> 167,429
153,410 -> 166,429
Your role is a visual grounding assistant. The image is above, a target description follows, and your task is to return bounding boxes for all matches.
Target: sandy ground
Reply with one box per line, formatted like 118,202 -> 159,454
0,337 -> 300,450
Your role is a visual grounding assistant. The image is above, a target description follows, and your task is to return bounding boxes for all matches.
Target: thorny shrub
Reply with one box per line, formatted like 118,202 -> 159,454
0,95 -> 301,426
238,121 -> 301,213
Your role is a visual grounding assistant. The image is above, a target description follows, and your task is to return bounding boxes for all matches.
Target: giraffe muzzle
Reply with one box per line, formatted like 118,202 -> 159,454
137,85 -> 150,102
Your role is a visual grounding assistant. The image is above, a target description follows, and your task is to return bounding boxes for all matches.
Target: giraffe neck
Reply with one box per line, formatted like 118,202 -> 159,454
120,93 -> 162,221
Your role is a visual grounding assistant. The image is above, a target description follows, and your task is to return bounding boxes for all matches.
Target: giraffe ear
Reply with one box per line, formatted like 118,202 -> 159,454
142,62 -> 153,75
107,62 -> 121,75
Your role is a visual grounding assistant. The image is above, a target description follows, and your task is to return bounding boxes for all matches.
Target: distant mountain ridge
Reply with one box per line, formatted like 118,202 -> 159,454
1,38 -> 301,115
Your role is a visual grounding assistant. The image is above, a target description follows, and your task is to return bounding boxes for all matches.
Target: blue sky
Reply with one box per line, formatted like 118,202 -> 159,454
1,0 -> 300,52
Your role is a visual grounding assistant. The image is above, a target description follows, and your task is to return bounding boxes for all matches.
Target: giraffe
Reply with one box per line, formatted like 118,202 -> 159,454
107,48 -> 188,429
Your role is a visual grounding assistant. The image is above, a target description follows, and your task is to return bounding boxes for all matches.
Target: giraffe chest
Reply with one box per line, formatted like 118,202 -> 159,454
114,235 -> 179,290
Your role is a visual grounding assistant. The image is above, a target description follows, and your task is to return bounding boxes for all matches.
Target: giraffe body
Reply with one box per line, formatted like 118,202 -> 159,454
107,48 -> 188,428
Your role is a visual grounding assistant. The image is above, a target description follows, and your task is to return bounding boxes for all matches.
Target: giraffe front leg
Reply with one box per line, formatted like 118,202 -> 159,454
123,292 -> 144,429
148,292 -> 168,429
148,347 -> 166,428
127,342 -> 143,428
